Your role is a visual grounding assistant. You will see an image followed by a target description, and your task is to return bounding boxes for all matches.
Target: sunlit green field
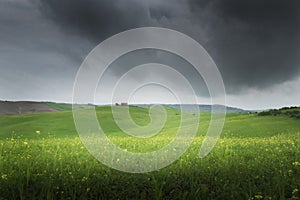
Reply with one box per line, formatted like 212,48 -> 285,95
0,106 -> 299,199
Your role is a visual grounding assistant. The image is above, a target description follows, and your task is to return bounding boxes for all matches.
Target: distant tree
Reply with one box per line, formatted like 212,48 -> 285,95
258,111 -> 270,116
258,106 -> 300,119
280,107 -> 289,110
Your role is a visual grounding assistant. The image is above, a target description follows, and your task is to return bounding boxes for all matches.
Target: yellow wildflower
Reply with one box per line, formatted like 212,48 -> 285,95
292,161 -> 300,166
255,195 -> 263,199
1,174 -> 7,180
82,176 -> 88,182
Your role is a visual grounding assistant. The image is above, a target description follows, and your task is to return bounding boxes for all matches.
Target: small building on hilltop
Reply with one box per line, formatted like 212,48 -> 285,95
121,102 -> 128,106
115,102 -> 128,106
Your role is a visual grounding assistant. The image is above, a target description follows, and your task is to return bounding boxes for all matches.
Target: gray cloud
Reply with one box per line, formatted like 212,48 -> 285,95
35,0 -> 300,93
0,0 -> 88,101
188,0 -> 300,92
100,49 -> 209,97
1,0 -> 300,108
35,0 -> 153,43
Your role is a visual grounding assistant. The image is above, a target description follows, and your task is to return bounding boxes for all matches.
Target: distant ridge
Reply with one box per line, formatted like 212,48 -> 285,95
0,101 -> 58,116
0,101 -> 252,116
133,104 -> 252,113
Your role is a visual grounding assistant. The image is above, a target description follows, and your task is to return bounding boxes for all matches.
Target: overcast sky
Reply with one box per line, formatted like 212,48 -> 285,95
1,0 -> 300,110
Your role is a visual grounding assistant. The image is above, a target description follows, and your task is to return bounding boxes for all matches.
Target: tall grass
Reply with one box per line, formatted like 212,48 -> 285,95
0,134 -> 299,199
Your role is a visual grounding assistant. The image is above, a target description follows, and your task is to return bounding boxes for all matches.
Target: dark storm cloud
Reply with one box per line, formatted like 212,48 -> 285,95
0,0 -> 298,101
0,0 -> 88,101
35,0 -> 300,93
188,0 -> 300,92
35,0 -> 153,43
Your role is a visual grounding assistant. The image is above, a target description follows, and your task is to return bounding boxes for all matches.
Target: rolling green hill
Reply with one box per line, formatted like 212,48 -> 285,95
0,105 -> 299,199
0,105 -> 299,140
46,102 -> 73,111
1,133 -> 299,199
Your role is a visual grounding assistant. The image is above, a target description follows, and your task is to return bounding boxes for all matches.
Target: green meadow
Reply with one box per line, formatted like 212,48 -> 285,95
0,106 -> 299,199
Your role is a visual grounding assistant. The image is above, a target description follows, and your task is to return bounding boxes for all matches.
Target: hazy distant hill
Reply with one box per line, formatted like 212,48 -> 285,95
134,104 -> 251,113
0,101 -> 58,116
0,101 -> 252,116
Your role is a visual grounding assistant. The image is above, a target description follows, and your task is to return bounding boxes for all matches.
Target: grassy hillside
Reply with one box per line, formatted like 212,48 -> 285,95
46,102 -> 73,111
0,106 -> 300,139
0,111 -> 76,139
0,106 -> 299,199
